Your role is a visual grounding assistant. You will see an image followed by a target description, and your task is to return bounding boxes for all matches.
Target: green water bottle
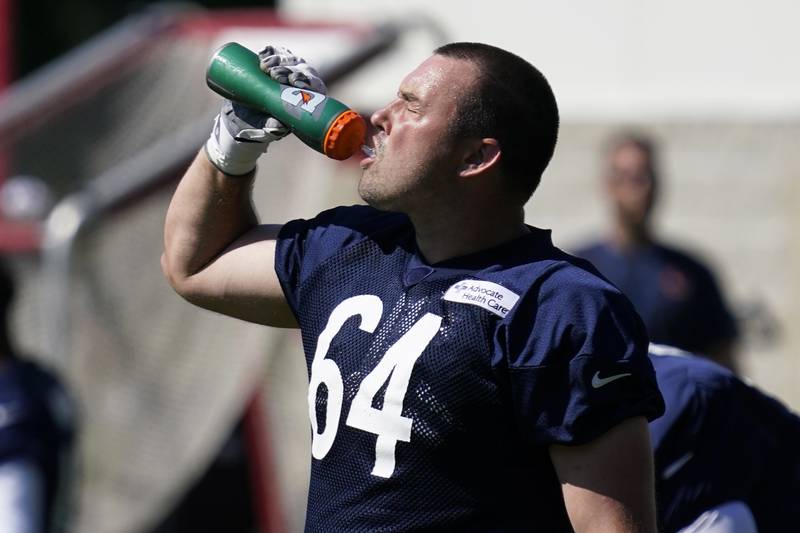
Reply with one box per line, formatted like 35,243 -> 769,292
206,42 -> 366,161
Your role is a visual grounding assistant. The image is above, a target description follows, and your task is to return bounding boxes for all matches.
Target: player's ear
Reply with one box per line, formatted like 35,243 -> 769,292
458,138 -> 501,178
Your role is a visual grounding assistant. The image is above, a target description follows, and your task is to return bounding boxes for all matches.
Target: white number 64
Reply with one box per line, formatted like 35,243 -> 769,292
308,295 -> 442,478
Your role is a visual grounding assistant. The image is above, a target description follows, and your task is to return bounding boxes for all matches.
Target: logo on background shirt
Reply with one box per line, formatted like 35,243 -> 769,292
443,280 -> 520,318
659,266 -> 692,301
591,371 -> 632,389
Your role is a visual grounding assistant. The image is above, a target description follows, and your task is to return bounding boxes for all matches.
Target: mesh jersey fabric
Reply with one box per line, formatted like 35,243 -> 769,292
648,346 -> 800,533
275,205 -> 664,532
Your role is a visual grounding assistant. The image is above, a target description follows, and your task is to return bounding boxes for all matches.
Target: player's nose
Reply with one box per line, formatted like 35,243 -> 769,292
370,103 -> 391,134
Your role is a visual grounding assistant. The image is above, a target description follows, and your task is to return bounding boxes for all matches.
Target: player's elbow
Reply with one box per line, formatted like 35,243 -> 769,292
161,252 -> 194,299
161,252 -> 223,313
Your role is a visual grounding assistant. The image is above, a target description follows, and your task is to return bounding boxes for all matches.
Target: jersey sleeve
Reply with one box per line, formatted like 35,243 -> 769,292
503,265 -> 665,446
652,358 -> 800,531
274,205 -> 401,317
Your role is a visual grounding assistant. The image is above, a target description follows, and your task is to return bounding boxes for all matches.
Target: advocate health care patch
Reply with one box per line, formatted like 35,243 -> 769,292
443,280 -> 520,318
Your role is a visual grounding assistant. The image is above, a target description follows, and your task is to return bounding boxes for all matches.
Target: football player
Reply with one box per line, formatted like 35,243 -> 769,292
163,43 -> 665,532
648,344 -> 800,532
0,261 -> 75,533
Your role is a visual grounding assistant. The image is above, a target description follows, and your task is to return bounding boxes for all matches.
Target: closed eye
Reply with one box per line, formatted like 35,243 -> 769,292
398,90 -> 422,113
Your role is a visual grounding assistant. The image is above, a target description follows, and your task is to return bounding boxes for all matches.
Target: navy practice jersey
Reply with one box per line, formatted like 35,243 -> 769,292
575,241 -> 738,356
648,344 -> 800,533
0,357 -> 75,529
276,205 -> 665,532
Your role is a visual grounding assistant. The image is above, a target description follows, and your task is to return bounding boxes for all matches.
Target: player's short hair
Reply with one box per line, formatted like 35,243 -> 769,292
434,42 -> 559,202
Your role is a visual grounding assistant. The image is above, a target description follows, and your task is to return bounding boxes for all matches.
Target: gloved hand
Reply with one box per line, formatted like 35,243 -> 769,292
204,45 -> 327,176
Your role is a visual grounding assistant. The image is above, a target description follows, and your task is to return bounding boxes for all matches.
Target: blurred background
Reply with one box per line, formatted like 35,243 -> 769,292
0,1 -> 797,532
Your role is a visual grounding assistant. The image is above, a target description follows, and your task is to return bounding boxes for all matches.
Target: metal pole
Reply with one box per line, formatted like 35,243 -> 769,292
40,118 -> 209,362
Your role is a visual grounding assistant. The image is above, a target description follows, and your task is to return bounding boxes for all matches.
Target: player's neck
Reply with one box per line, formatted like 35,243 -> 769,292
610,221 -> 652,250
409,203 -> 528,265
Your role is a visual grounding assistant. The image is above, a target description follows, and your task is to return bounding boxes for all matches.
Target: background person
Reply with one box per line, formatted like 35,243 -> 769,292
648,343 -> 800,533
162,43 -> 665,532
0,261 -> 75,533
575,133 -> 739,372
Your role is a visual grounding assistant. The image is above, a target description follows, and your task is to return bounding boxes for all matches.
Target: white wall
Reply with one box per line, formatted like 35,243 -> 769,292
283,0 -> 800,120
276,1 -> 800,405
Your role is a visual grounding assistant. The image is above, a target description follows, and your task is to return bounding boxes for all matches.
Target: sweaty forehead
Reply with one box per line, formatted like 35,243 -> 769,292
399,55 -> 479,104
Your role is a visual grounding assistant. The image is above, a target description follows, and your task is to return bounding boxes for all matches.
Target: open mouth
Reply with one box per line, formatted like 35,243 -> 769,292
359,140 -> 379,168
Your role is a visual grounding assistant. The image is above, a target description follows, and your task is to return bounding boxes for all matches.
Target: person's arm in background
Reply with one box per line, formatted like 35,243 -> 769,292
551,416 -> 658,533
704,339 -> 737,375
691,261 -> 740,373
162,46 -> 325,327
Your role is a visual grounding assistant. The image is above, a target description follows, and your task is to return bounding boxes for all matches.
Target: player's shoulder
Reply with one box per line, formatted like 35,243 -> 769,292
479,234 -> 638,356
489,234 -> 644,354
646,344 -> 734,446
513,241 -> 624,307
544,248 -> 618,290
483,229 -> 618,295
647,343 -> 736,394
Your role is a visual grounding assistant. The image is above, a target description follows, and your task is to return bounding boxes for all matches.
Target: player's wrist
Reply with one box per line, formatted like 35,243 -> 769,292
204,114 -> 268,176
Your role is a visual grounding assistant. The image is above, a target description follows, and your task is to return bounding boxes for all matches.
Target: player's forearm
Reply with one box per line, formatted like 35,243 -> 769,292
162,149 -> 259,288
560,489 -> 657,533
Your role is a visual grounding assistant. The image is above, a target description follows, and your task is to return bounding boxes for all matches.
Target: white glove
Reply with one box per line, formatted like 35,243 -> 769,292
204,45 -> 326,176
258,45 -> 327,93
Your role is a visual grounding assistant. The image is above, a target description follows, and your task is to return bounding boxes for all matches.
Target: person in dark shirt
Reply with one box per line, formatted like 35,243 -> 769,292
575,133 -> 739,371
0,261 -> 75,533
648,343 -> 800,533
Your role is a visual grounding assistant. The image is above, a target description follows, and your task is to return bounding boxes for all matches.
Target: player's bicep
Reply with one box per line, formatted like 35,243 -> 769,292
549,416 -> 657,533
171,224 -> 297,327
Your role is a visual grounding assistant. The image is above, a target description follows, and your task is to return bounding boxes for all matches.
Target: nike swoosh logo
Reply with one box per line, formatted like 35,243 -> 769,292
591,371 -> 632,388
662,452 -> 694,479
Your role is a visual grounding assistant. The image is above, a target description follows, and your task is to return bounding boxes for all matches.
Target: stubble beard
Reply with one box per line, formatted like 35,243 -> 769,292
358,155 -> 438,214
357,164 -> 384,208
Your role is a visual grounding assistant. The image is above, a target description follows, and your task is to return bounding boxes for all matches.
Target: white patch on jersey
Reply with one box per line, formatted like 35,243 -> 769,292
443,280 -> 520,318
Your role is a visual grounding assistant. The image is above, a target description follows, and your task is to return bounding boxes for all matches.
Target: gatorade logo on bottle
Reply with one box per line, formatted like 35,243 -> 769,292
207,42 -> 365,159
281,87 -> 326,113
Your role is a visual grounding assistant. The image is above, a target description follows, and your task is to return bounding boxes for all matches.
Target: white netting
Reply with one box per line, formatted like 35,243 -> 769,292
3,13 -> 372,533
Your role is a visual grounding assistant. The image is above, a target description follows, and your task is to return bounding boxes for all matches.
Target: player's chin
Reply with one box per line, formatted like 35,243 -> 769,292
358,180 -> 396,212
